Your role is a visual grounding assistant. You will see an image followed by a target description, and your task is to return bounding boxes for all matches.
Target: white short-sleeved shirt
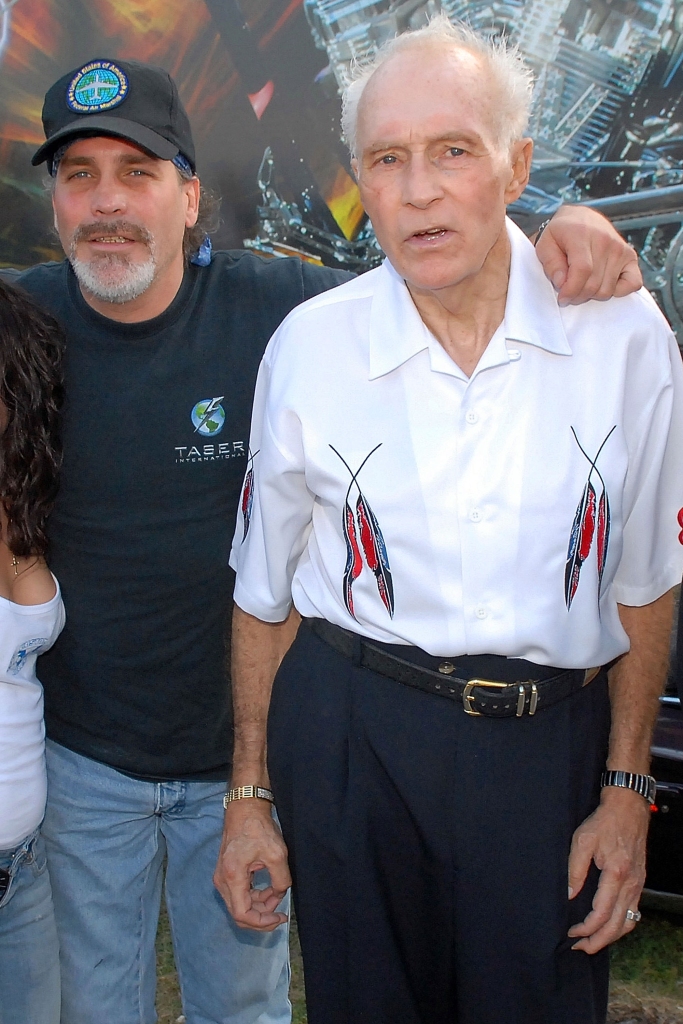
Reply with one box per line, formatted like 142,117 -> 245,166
0,582 -> 65,849
231,218 -> 683,667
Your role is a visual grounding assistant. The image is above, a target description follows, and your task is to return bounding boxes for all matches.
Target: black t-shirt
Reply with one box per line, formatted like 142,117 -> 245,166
19,253 -> 348,780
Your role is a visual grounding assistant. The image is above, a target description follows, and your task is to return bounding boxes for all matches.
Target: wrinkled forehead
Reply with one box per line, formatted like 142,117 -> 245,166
357,44 -> 501,150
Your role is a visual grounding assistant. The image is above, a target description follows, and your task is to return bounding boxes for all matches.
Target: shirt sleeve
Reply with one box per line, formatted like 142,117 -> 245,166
611,330 -> 683,606
230,344 -> 314,622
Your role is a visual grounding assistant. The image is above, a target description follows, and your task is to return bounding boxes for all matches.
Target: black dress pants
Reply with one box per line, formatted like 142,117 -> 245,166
268,624 -> 611,1024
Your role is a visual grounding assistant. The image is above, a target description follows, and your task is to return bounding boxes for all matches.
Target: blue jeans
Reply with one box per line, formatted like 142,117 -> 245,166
0,828 -> 60,1024
43,740 -> 291,1024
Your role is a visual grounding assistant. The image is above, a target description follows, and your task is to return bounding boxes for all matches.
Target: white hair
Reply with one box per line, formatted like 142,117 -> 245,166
66,219 -> 159,304
341,15 -> 534,158
70,251 -> 157,304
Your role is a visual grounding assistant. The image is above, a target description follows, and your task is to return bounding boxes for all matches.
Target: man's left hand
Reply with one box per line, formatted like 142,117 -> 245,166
567,786 -> 649,953
536,206 -> 642,305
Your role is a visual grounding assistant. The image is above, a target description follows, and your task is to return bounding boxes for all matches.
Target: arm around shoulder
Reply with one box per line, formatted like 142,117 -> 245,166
535,206 -> 642,305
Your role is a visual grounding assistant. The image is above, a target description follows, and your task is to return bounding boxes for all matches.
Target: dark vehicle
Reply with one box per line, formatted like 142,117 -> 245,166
643,683 -> 683,914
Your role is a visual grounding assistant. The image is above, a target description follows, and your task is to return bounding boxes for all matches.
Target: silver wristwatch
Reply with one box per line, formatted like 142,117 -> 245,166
600,770 -> 656,805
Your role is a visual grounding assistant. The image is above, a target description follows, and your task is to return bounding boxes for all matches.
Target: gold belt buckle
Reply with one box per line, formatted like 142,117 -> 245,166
462,678 -> 508,716
463,679 -> 540,717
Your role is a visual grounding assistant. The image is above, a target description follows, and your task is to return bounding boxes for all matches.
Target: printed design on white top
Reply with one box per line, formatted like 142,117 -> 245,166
565,426 -> 616,610
7,637 -> 50,675
240,448 -> 260,543
330,444 -> 394,620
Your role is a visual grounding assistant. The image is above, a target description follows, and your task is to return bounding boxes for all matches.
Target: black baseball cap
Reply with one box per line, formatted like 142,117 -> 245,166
32,58 -> 196,172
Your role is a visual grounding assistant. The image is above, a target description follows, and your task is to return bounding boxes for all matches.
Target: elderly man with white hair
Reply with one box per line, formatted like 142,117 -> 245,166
215,18 -> 683,1024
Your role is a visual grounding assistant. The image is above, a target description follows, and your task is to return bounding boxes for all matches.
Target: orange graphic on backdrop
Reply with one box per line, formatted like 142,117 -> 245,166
0,0 -> 219,142
3,0 -> 62,73
327,166 -> 366,240
0,0 -> 365,251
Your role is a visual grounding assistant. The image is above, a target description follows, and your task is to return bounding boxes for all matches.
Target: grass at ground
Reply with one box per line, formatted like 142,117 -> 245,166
156,900 -> 182,1024
609,912 -> 683,1022
156,904 -> 683,1023
155,900 -> 307,1024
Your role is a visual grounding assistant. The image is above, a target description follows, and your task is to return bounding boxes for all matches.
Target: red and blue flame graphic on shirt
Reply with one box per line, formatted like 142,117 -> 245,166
330,444 -> 394,620
565,426 -> 616,610
240,448 -> 259,543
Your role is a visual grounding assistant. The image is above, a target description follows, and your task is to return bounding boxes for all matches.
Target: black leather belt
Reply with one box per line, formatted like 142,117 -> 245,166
307,618 -> 600,718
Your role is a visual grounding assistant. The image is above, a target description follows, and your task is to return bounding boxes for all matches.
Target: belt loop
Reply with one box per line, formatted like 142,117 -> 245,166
350,631 -> 363,668
515,684 -> 527,717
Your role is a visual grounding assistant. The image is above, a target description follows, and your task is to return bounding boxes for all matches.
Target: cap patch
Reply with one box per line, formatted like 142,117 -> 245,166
67,61 -> 129,113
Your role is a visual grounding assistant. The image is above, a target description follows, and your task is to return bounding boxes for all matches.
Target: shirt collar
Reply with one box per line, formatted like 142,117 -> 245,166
368,259 -> 434,380
504,217 -> 571,356
368,216 -> 571,381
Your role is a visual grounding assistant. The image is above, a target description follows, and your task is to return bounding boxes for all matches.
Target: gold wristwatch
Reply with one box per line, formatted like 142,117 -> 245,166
223,785 -> 275,808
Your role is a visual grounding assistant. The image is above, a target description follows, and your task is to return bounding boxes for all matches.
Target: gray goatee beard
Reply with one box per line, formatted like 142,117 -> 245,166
69,221 -> 157,305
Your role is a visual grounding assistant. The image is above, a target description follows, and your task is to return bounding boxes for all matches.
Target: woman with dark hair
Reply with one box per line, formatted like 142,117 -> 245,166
0,278 -> 65,1023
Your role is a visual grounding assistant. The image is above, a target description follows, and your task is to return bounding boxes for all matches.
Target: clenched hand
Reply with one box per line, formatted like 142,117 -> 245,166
536,206 -> 642,305
214,799 -> 291,931
567,786 -> 649,953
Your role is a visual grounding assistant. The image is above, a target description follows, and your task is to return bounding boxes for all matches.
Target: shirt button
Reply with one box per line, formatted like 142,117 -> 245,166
508,348 -> 521,361
465,410 -> 478,424
475,606 -> 488,619
469,508 -> 482,522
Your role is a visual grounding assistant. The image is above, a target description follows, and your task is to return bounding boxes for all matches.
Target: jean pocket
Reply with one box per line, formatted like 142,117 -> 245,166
0,830 -> 44,908
27,835 -> 48,881
0,867 -> 11,909
0,865 -> 16,910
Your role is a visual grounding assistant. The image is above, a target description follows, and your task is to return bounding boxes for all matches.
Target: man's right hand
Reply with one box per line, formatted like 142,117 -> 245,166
213,798 -> 292,931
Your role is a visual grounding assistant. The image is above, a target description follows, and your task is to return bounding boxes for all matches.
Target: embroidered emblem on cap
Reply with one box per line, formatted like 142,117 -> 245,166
67,61 -> 129,113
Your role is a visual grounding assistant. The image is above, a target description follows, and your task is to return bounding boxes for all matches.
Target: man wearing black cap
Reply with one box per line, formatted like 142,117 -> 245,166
20,58 -> 325,1024
15,56 -> 642,1024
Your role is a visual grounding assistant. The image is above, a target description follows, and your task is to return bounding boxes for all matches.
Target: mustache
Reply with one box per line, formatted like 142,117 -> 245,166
71,221 -> 154,247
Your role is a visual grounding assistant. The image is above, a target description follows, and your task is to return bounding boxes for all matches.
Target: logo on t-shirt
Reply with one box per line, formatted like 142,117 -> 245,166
7,637 -> 49,676
174,396 -> 246,465
191,398 -> 225,436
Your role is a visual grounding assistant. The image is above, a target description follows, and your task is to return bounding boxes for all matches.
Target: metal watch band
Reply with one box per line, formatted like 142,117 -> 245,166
223,785 -> 275,808
533,218 -> 552,248
600,770 -> 656,805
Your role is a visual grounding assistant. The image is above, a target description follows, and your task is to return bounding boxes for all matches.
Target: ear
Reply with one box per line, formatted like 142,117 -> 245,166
184,176 -> 201,228
350,157 -> 359,182
504,138 -> 533,205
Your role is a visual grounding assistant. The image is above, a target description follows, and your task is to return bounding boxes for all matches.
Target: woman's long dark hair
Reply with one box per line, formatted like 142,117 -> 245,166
0,278 -> 64,558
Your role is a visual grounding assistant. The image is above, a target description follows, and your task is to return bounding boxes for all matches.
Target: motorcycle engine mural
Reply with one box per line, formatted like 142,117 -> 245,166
2,0 -> 683,336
